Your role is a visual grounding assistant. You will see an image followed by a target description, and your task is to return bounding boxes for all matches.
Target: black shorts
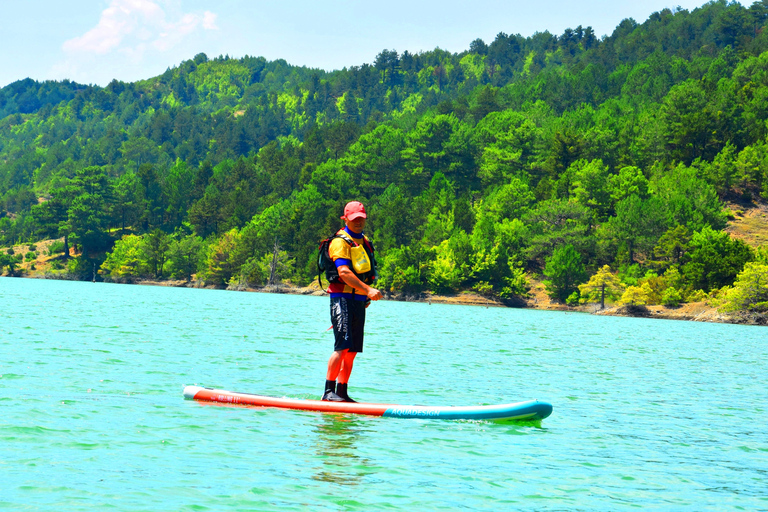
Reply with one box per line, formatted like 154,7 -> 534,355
330,296 -> 366,353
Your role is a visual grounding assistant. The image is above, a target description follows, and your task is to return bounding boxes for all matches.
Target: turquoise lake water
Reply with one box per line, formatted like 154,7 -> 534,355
1,277 -> 766,511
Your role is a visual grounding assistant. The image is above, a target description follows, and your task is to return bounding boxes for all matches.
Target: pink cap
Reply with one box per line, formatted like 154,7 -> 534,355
341,201 -> 367,220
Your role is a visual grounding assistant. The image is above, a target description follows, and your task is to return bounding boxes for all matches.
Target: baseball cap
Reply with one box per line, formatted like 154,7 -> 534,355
341,201 -> 367,220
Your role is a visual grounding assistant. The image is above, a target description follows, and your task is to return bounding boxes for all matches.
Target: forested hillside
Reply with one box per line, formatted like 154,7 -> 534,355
2,0 -> 768,312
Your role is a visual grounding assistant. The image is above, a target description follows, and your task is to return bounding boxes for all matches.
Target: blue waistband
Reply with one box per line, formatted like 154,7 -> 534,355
330,292 -> 369,301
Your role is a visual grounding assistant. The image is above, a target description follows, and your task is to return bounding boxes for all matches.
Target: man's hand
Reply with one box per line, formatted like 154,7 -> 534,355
367,287 -> 383,301
338,266 -> 383,301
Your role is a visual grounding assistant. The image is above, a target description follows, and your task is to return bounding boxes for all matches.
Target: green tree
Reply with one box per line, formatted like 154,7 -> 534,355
111,171 -> 141,233
523,199 -> 594,266
402,114 -> 476,192
569,159 -> 612,218
419,173 -> 457,247
144,229 -> 171,278
682,226 -> 755,291
100,234 -> 150,280
651,165 -> 727,232
377,245 -> 428,293
604,194 -> 668,263
698,142 -> 738,195
188,189 -> 223,238
0,252 -> 23,276
341,125 -> 406,196
202,228 -> 242,286
427,239 -> 463,293
63,166 -> 111,257
471,178 -> 534,251
136,163 -> 165,231
608,166 -> 649,204
32,180 -> 80,259
167,234 -> 205,282
120,136 -> 160,170
369,184 -> 416,253
471,216 -> 527,289
163,160 -> 196,228
734,141 -> 768,196
543,244 -> 587,302
474,110 -> 536,187
652,225 -> 691,269
661,79 -> 718,164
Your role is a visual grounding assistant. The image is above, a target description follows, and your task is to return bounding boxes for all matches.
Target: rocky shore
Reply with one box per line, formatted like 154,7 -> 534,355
116,277 -> 766,326
2,242 -> 762,326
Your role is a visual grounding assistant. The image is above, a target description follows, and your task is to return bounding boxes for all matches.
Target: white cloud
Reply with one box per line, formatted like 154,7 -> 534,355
202,11 -> 218,31
62,0 -> 217,56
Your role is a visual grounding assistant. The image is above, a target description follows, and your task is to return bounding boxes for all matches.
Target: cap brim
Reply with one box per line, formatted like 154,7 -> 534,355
344,212 -> 367,220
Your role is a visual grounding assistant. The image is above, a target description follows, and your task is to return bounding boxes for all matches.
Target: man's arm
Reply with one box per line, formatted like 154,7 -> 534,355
338,266 -> 382,301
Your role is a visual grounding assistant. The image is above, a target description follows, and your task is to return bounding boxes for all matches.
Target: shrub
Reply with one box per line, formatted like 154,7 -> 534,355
67,256 -> 94,279
472,281 -> 494,297
638,274 -> 665,305
686,289 -> 708,302
718,262 -> 768,313
48,241 -> 65,255
25,251 -> 36,262
661,287 -> 683,307
500,266 -> 529,299
620,282 -> 651,306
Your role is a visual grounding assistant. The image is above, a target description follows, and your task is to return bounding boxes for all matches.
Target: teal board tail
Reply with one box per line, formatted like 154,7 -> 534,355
382,400 -> 553,421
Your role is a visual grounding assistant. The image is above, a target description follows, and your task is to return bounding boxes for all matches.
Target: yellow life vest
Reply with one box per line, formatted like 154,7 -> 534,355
349,244 -> 372,274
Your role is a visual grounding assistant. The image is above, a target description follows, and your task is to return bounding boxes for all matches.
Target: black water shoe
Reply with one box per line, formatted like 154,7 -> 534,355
336,383 -> 357,403
321,390 -> 345,402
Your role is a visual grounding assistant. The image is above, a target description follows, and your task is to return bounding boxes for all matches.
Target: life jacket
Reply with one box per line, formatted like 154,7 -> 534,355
317,230 -> 377,290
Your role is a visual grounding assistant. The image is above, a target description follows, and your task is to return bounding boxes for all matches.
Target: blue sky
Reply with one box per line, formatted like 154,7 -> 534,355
1,0 -> 721,87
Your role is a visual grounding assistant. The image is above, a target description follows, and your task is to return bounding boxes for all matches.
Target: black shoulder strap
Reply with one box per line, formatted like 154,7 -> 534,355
336,231 -> 357,246
362,235 -> 374,253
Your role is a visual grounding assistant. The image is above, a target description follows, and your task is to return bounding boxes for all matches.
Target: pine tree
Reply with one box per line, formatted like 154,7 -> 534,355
579,265 -> 624,309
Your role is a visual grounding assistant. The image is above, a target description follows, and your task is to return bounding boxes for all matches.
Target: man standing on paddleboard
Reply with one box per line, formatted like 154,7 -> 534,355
320,201 -> 382,402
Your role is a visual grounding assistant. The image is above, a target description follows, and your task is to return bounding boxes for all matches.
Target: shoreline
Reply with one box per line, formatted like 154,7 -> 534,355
5,271 -> 764,326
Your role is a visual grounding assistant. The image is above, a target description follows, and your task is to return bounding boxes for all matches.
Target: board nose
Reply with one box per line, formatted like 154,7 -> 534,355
183,385 -> 204,399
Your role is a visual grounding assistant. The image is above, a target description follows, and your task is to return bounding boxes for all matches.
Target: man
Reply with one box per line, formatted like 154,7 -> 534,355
322,201 -> 382,402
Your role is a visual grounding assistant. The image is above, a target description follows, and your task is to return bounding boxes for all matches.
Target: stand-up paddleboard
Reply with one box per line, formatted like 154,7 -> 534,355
183,386 -> 553,421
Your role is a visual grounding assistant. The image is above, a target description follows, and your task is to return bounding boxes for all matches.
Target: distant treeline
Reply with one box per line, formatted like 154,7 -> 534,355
1,0 -> 768,313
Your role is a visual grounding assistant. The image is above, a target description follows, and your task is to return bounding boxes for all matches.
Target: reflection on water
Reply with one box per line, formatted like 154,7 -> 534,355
492,418 -> 545,432
312,413 -> 371,486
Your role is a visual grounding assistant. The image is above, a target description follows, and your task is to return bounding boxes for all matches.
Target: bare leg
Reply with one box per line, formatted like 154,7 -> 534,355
326,349 -> 347,381
337,351 -> 357,384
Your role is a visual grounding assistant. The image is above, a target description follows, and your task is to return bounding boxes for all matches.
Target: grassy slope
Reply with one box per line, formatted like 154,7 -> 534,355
725,202 -> 768,248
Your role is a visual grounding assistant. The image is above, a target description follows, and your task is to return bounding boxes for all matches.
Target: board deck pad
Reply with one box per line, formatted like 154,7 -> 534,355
183,386 -> 553,421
